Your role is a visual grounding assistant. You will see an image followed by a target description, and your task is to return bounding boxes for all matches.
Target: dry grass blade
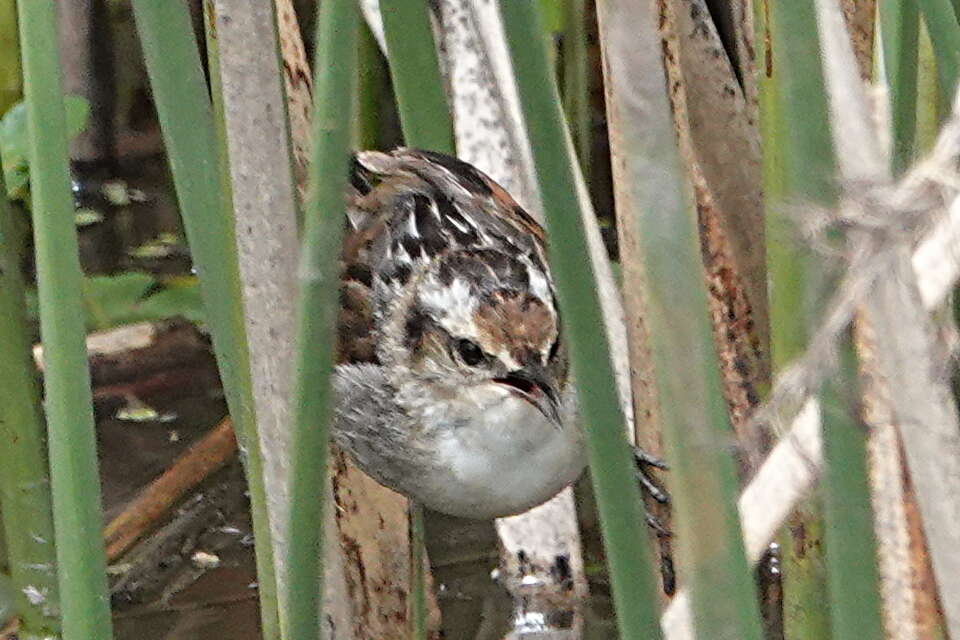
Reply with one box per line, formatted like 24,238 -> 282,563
434,0 -> 539,211
866,246 -> 960,639
657,0 -> 769,441
210,0 -> 301,604
274,0 -> 313,188
597,0 -> 763,636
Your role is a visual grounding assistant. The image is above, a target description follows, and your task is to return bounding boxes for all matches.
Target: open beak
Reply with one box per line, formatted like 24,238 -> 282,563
494,364 -> 562,425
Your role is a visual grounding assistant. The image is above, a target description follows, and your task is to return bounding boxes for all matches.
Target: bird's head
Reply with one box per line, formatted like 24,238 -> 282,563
389,248 -> 567,425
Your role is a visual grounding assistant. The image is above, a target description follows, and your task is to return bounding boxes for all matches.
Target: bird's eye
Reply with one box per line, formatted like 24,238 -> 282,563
456,339 -> 486,366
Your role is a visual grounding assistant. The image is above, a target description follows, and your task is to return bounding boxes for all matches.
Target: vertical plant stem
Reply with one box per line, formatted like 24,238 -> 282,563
812,3 -> 886,637
880,0 -> 919,173
16,1 -> 113,638
284,1 -> 358,638
597,0 -> 765,636
819,351 -> 884,640
916,20 -> 941,154
764,1 -> 835,638
563,0 -> 591,181
381,0 -> 454,153
498,2 -> 662,638
356,21 -> 384,150
916,0 -> 960,112
770,1 -> 837,205
770,1 -> 887,639
409,503 -> 427,640
0,0 -> 20,115
0,157 -> 60,639
129,2 -> 280,637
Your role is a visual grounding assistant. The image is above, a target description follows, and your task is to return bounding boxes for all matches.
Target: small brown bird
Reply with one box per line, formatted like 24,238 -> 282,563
332,149 -> 664,520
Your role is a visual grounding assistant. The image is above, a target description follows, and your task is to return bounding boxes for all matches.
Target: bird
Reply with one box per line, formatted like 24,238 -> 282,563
332,148 -> 665,520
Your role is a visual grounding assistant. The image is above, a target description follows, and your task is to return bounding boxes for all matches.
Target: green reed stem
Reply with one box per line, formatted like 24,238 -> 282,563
771,2 -> 883,639
765,2 -> 836,637
283,1 -> 358,638
0,0 -> 20,116
381,0 -> 455,154
880,0 -> 919,173
563,0 -> 591,181
16,1 -> 112,637
599,0 -> 765,635
0,152 -> 60,640
917,0 -> 960,113
820,345 -> 884,640
499,2 -> 662,638
356,21 -> 385,150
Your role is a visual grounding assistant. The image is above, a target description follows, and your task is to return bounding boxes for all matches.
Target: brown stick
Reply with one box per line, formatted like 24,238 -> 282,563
103,417 -> 237,562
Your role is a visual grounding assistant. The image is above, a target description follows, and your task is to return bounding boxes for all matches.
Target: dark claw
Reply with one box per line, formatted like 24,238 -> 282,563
632,445 -> 670,505
637,468 -> 670,505
645,511 -> 671,537
633,445 -> 669,470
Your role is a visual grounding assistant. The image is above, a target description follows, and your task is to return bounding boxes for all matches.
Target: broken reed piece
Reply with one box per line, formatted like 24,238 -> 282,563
103,417 -> 237,562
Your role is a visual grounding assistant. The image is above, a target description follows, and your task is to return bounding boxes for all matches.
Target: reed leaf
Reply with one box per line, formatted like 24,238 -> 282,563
597,1 -> 764,637
770,2 -> 884,639
129,2 -> 280,636
880,0 -> 919,173
498,2 -> 663,637
381,0 -> 454,154
819,353 -> 883,640
0,153 -> 60,639
813,4 -> 886,637
563,0 -> 590,180
916,21 -> 941,154
409,502 -> 427,640
283,0 -> 358,637
917,0 -> 960,112
762,1 -> 833,637
356,22 -> 385,150
16,1 -> 112,637
0,0 -> 19,116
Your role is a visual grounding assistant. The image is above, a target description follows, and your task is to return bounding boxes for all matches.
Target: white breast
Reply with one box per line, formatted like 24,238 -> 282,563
412,385 -> 586,518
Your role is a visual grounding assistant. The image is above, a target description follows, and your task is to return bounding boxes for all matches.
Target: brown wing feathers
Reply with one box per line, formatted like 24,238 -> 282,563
336,148 -> 551,366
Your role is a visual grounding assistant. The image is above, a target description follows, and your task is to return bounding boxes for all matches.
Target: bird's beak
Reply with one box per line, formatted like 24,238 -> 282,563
494,364 -> 562,425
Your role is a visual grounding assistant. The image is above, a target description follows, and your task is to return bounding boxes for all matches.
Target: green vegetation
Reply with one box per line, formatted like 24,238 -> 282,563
16,1 -> 112,637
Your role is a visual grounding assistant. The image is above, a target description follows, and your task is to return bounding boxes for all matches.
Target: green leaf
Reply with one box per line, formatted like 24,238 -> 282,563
81,272 -> 204,330
539,0 -> 566,34
135,277 -> 204,326
1,94 -> 90,199
23,272 -> 206,331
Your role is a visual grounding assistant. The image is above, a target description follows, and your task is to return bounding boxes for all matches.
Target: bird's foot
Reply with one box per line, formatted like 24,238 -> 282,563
633,445 -> 671,536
